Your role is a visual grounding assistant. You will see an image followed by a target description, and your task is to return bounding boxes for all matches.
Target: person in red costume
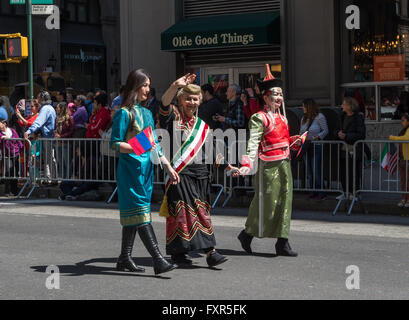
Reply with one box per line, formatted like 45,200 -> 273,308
233,65 -> 302,257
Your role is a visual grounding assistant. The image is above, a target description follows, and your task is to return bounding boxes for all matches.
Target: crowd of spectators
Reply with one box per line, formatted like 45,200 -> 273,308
0,80 -> 376,203
0,85 -> 164,199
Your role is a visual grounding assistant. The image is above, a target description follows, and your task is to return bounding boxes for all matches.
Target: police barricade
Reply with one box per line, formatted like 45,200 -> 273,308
222,140 -> 351,216
0,138 -> 33,199
348,140 -> 409,215
28,138 -> 118,201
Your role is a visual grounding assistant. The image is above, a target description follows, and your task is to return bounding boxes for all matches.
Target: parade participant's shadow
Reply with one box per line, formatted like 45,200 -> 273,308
217,249 -> 277,258
173,253 -> 224,271
30,257 -> 174,280
175,264 -> 223,271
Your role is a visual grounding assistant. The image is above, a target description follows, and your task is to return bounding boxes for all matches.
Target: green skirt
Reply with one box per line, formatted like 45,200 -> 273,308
245,159 -> 293,239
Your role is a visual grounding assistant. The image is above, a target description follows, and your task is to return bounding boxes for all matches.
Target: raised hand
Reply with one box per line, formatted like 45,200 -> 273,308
173,74 -> 197,88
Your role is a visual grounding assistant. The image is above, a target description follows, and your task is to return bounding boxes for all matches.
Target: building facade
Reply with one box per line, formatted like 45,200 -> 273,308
120,0 -> 409,138
0,0 -> 120,98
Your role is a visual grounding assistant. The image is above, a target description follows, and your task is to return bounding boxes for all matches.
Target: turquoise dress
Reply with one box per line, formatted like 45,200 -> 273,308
110,104 -> 163,227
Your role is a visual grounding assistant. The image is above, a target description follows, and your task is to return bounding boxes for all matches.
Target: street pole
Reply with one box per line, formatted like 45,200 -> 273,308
27,0 -> 33,100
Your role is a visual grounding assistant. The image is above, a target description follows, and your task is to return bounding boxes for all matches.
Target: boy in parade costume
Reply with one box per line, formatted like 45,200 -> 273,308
233,65 -> 301,257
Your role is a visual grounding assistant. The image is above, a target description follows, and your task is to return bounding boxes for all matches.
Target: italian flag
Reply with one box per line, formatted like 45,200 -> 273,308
381,143 -> 398,175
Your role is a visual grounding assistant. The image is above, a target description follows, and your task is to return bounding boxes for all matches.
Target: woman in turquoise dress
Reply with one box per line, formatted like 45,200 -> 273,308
111,69 -> 180,275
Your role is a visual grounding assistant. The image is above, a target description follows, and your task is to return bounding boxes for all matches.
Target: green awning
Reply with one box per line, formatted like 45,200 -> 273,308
161,11 -> 280,51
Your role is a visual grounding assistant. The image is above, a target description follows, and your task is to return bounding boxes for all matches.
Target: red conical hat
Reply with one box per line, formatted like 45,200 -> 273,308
263,64 -> 275,81
257,64 -> 283,96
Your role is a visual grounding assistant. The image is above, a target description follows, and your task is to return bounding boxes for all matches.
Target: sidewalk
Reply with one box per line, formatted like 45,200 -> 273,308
1,182 -> 409,217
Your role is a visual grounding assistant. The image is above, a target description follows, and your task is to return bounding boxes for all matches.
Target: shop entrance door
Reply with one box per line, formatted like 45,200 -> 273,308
201,65 -> 267,107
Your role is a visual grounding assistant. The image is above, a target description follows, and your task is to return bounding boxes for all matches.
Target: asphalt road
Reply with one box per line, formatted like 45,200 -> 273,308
0,200 -> 408,300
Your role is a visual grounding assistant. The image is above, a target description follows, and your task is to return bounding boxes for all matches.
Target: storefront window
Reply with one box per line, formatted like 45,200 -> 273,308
63,0 -> 100,24
209,74 -> 229,106
343,0 -> 409,82
61,45 -> 106,92
340,0 -> 409,122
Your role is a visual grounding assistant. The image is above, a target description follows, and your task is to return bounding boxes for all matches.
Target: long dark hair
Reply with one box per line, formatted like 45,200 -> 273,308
399,113 -> 409,136
122,69 -> 151,109
399,91 -> 409,113
302,98 -> 320,125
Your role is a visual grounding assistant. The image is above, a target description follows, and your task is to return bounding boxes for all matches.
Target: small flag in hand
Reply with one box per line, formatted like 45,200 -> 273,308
296,131 -> 309,157
128,127 -> 156,156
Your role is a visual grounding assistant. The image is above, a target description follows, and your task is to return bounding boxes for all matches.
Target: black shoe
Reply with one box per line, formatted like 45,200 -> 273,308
206,251 -> 228,267
238,230 -> 253,254
116,226 -> 145,273
275,238 -> 298,257
138,224 -> 177,275
171,253 -> 193,266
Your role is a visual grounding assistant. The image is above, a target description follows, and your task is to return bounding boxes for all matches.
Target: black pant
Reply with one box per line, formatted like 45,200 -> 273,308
4,157 -> 19,195
60,181 -> 99,197
340,155 -> 362,194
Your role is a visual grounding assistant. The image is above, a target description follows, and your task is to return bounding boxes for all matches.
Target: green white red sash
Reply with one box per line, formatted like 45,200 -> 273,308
164,117 -> 210,192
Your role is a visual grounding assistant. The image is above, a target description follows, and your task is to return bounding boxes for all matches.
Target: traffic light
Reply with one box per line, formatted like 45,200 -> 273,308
0,33 -> 28,63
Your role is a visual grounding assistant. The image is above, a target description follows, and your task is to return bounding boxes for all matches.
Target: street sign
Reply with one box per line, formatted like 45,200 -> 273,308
10,0 -> 53,4
32,5 -> 54,15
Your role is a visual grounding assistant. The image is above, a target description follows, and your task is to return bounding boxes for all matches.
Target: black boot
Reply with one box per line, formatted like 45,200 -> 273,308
171,253 -> 193,266
275,238 -> 298,257
238,230 -> 253,254
138,224 -> 177,275
206,250 -> 228,268
116,226 -> 145,272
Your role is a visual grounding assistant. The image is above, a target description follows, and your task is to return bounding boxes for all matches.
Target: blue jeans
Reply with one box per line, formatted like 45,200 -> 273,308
56,144 -> 72,179
304,144 -> 325,196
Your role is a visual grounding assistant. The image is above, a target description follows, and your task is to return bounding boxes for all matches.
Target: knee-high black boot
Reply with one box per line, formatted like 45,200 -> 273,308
117,226 -> 145,272
275,238 -> 298,257
138,224 -> 177,275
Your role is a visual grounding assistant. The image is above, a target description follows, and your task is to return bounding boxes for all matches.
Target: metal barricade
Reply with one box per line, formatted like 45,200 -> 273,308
348,139 -> 409,215
293,140 -> 350,215
0,138 -> 33,199
29,138 -> 118,201
221,140 -> 351,216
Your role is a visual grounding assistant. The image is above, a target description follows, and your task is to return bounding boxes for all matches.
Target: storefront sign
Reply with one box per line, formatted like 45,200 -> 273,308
63,49 -> 103,63
374,55 -> 405,82
161,11 -> 280,51
171,33 -> 255,49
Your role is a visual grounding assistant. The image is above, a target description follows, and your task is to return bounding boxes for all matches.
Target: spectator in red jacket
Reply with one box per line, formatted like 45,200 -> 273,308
241,87 -> 263,120
86,92 -> 111,139
16,99 -> 40,130
84,92 -> 111,181
55,102 -> 75,179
